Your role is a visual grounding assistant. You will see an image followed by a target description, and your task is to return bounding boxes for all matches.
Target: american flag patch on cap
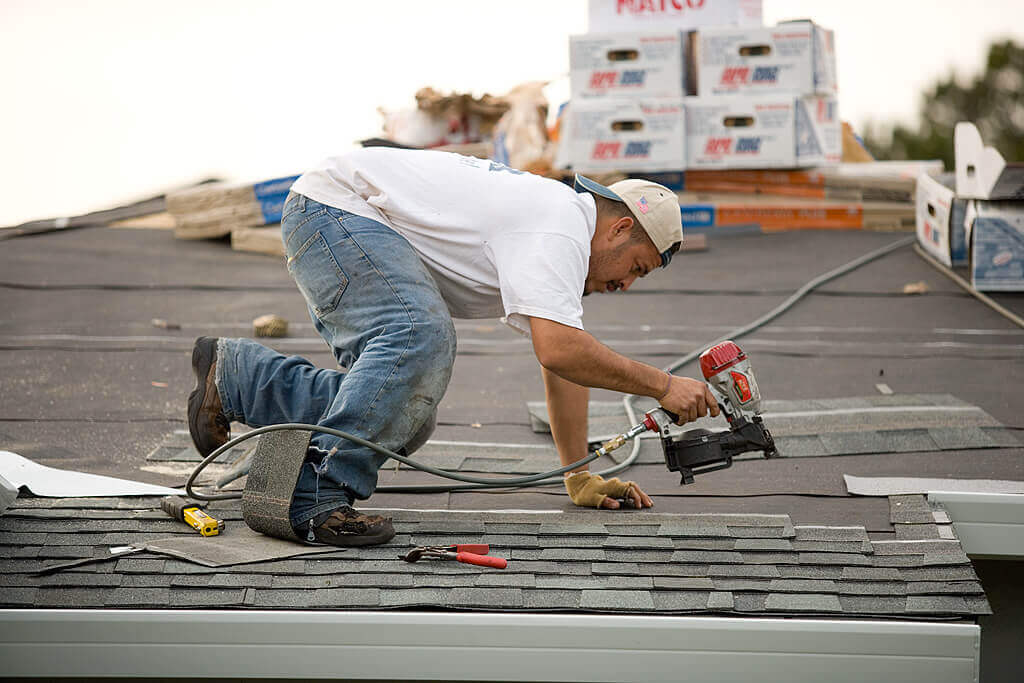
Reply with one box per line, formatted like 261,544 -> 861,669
636,196 -> 649,214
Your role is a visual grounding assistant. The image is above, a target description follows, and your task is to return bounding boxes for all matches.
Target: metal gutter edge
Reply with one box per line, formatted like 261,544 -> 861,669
0,610 -> 979,682
929,491 -> 1024,558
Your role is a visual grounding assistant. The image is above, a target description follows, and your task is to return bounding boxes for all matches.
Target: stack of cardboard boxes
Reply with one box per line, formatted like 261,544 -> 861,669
917,122 -> 1024,291
564,0 -> 841,173
561,1 -> 923,235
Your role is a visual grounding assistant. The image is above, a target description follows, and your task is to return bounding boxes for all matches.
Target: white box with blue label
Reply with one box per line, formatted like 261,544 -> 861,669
588,0 -> 762,33
967,201 -> 1024,291
570,32 -> 686,99
915,173 -> 968,267
685,94 -> 839,169
695,20 -> 836,97
565,98 -> 686,172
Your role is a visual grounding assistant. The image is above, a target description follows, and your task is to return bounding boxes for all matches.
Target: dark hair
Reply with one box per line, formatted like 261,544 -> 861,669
662,240 -> 682,263
594,195 -> 648,244
594,193 -> 681,265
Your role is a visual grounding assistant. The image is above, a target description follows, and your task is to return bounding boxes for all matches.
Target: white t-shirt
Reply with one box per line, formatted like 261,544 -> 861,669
290,148 -> 596,336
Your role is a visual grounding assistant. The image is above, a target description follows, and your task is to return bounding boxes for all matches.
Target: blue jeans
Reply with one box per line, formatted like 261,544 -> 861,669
215,192 -> 456,529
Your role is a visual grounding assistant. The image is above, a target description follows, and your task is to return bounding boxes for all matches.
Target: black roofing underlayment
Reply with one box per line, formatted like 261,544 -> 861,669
1,226 -> 1021,624
0,494 -> 990,618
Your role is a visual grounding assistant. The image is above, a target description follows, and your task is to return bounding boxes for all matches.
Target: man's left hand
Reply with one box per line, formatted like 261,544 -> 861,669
601,480 -> 654,509
564,471 -> 654,509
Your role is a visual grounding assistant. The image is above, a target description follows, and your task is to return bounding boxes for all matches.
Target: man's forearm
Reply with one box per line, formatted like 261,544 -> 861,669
532,319 -> 669,399
541,366 -> 591,472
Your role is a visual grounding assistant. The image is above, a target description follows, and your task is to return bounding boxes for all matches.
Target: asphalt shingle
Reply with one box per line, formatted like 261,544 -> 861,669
894,523 -> 943,540
764,593 -> 842,613
707,591 -> 735,609
449,588 -> 524,609
410,575 -> 476,589
169,588 -> 246,607
0,587 -> 39,606
777,565 -> 844,580
0,498 -> 988,619
34,587 -> 111,607
889,495 -> 935,524
906,595 -> 971,614
731,593 -> 768,612
105,587 -> 170,607
522,589 -> 581,610
652,577 -> 715,590
839,596 -> 910,614
581,590 -> 654,611
651,591 -> 711,611
793,526 -> 869,542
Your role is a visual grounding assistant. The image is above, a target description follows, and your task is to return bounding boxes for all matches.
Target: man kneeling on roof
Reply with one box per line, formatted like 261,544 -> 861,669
187,148 -> 718,546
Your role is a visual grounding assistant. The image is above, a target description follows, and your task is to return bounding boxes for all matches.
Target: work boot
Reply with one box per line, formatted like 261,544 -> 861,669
302,506 -> 396,547
187,336 -> 230,457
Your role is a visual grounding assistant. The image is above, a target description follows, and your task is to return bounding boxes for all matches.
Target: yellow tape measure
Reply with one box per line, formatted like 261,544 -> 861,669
182,507 -> 225,537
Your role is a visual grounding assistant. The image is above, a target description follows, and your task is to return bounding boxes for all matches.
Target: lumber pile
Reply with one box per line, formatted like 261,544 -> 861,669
167,175 -> 297,240
677,191 -> 915,234
231,225 -> 285,257
661,161 -> 939,234
681,161 -> 943,203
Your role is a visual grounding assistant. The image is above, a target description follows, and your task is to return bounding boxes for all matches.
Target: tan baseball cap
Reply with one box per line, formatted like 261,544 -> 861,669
574,174 -> 683,267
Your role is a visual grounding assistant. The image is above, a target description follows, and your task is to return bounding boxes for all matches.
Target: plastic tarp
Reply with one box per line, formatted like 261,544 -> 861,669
0,451 -> 182,507
844,474 -> 1024,496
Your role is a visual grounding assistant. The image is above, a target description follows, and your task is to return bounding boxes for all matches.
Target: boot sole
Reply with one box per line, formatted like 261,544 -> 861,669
311,521 -> 396,547
187,337 -> 225,457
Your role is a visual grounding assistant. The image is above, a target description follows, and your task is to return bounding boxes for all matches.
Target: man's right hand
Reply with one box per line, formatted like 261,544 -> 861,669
659,375 -> 720,425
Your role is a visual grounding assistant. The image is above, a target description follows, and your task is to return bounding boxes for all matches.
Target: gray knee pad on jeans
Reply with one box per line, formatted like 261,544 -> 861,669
243,411 -> 435,542
242,429 -> 312,542
403,408 -> 437,455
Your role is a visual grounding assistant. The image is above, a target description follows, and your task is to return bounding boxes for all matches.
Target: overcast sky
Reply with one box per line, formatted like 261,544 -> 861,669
1,0 -> 1021,227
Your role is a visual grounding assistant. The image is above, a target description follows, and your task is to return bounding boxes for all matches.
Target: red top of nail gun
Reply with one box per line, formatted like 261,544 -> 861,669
699,340 -> 746,379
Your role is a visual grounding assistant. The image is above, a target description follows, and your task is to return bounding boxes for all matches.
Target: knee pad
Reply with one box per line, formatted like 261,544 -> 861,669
242,429 -> 312,542
404,408 -> 437,455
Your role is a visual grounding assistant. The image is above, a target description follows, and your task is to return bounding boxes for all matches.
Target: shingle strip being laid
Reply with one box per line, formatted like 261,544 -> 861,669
141,524 -> 342,567
523,394 -> 1017,465
0,497 -> 991,618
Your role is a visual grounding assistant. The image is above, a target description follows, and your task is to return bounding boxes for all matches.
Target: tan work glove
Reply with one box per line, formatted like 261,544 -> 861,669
564,471 -> 637,508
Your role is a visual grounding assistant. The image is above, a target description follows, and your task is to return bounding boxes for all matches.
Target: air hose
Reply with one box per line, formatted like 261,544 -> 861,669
186,235 -> 916,502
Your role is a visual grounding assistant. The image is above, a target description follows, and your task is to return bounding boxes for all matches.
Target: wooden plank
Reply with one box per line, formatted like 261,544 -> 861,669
108,212 -> 176,230
231,225 -> 284,257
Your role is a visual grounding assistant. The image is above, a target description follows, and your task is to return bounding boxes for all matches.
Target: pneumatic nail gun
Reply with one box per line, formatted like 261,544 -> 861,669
595,340 -> 778,484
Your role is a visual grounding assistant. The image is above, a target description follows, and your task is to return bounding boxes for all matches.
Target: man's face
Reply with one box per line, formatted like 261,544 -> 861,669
584,232 -> 662,296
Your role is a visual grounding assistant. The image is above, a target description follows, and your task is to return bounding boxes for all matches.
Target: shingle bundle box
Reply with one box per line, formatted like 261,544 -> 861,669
565,99 -> 686,173
569,33 -> 686,99
694,21 -> 836,97
685,94 -> 838,169
167,175 -> 298,240
917,122 -> 1024,290
566,26 -> 689,172
686,19 -> 839,169
915,173 -> 968,267
564,1 -> 839,172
